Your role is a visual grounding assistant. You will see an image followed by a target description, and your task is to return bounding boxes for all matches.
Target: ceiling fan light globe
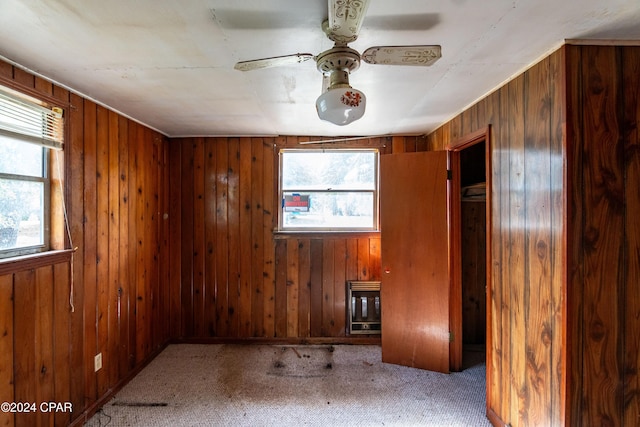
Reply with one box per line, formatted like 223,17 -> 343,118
315,88 -> 366,126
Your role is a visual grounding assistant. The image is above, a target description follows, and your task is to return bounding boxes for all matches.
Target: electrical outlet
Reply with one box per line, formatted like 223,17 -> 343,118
94,353 -> 102,372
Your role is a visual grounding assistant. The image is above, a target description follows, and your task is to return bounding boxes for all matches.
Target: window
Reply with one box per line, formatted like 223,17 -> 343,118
279,148 -> 379,231
0,87 -> 63,258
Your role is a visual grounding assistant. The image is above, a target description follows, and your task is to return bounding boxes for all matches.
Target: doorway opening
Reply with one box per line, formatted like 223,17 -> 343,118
448,127 -> 490,372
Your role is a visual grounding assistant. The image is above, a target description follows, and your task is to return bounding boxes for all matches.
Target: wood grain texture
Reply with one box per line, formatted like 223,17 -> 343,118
622,46 -> 640,427
0,60 -> 170,426
380,151 -> 450,373
167,137 -> 385,340
523,56 -> 553,427
0,274 -> 13,427
5,42 -> 640,427
425,44 -> 640,427
580,45 -> 624,426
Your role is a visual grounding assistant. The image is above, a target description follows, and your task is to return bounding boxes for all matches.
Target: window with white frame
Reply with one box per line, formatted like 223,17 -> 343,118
0,86 -> 63,258
279,148 -> 379,231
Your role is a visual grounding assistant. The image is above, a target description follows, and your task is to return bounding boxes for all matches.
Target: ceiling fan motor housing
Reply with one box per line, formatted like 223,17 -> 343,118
316,46 -> 361,90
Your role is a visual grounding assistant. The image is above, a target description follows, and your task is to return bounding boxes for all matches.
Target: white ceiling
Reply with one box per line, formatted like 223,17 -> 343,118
1,0 -> 639,138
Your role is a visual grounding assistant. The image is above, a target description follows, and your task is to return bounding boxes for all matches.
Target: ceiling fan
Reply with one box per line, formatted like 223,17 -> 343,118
234,0 -> 441,126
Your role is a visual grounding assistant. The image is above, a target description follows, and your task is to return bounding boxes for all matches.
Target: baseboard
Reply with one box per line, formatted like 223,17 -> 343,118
169,336 -> 382,346
487,407 -> 508,427
68,341 -> 170,427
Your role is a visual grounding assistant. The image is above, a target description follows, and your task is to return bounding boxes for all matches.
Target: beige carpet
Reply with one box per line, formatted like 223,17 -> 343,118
86,344 -> 490,427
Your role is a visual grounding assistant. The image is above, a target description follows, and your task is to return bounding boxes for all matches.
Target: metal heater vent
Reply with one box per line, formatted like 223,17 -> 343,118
348,281 -> 381,335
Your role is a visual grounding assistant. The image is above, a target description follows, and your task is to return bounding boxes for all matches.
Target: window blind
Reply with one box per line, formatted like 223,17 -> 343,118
0,89 -> 63,150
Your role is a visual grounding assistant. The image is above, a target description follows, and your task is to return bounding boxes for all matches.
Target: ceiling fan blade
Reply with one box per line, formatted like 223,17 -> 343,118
361,45 -> 442,66
234,53 -> 315,71
327,0 -> 371,44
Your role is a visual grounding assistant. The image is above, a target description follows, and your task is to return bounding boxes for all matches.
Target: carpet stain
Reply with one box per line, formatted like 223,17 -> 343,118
111,401 -> 168,407
268,346 -> 334,378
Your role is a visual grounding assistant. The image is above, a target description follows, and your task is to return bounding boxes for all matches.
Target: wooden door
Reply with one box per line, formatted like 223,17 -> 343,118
380,151 -> 450,373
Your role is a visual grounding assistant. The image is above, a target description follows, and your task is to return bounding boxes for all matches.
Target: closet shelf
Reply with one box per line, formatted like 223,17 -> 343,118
461,182 -> 486,200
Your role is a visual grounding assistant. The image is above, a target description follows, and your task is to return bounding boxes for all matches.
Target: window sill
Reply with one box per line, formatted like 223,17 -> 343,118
0,249 -> 73,276
273,230 -> 380,239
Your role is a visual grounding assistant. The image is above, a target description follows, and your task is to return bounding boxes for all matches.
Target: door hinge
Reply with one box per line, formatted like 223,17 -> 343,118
449,332 -> 454,342
447,169 -> 452,180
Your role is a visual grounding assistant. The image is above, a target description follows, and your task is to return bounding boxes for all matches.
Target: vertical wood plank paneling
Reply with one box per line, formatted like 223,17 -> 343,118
298,239 -> 311,337
126,122 -> 138,369
0,274 -> 13,427
286,240 -> 299,337
1,60 -> 172,427
321,240 -> 335,336
263,140 -> 276,338
450,114 -> 463,142
239,138 -> 253,336
309,239 -> 323,336
507,74 -> 527,426
151,134 -> 161,349
192,138 -> 206,337
622,46 -> 640,427
169,136 -> 385,341
180,138 -> 194,337
333,240 -> 347,336
83,99 -> 98,405
493,84 -> 510,420
168,140 -> 182,338
149,134 -> 161,352
345,239 -> 358,282
145,129 -> 155,356
581,45 -> 624,426
204,138 -> 217,337
251,138 -> 265,337
523,57 -> 553,426
134,124 -> 148,364
565,44 -> 584,427
52,262 -> 71,427
95,105 -> 110,397
356,238 -> 369,280
160,139 -> 171,344
13,269 -> 36,427
274,240 -> 288,337
215,139 -> 230,336
35,266 -> 54,427
227,138 -> 240,337
107,110 -> 120,390
68,92 -> 85,417
548,48 -> 566,425
117,115 -> 130,379
369,238 -> 381,282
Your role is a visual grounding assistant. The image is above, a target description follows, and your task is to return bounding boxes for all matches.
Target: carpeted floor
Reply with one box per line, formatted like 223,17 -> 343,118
86,344 -> 490,427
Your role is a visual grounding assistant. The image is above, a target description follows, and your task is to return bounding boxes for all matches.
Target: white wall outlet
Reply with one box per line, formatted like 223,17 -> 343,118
94,353 -> 102,372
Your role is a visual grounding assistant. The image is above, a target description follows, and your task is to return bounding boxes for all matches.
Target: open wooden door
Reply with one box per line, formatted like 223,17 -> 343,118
380,151 -> 450,373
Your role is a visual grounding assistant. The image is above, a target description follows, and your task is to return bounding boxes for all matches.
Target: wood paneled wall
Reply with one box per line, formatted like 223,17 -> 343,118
423,49 -> 566,427
5,42 -> 637,427
0,61 -> 170,427
422,44 -> 640,426
565,44 -> 640,427
168,136 -> 389,339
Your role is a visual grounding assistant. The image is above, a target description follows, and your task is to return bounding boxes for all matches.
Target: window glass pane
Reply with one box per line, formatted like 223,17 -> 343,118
0,134 -> 43,177
0,178 -> 44,249
282,151 -> 375,190
282,191 -> 374,229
